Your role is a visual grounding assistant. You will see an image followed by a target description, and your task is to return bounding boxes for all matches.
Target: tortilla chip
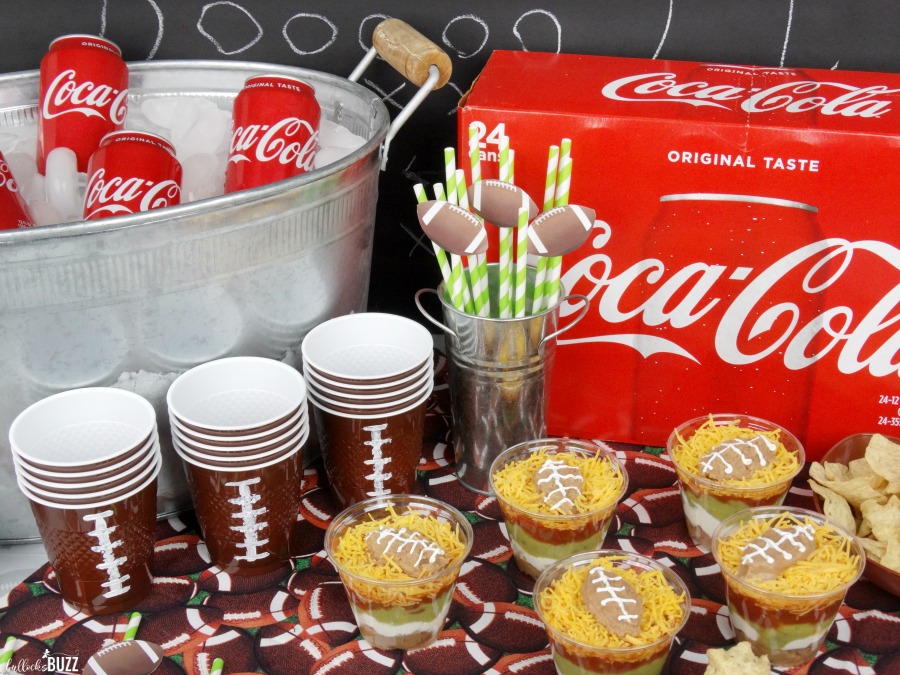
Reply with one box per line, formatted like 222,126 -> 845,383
859,495 -> 900,543
823,461 -> 851,482
809,480 -> 856,534
815,475 -> 887,508
848,457 -> 880,481
885,481 -> 900,496
866,434 -> 900,482
704,641 -> 769,675
859,537 -> 887,562
880,539 -> 900,574
858,517 -> 873,538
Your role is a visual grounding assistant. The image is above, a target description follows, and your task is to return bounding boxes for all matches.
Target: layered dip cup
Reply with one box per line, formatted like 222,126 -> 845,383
325,495 -> 472,650
534,550 -> 690,675
667,413 -> 804,550
490,438 -> 627,578
711,506 -> 865,667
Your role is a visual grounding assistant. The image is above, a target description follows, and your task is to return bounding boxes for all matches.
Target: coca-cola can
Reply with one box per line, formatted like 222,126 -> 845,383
225,74 -> 320,193
37,34 -> 128,174
0,151 -> 35,229
83,131 -> 182,221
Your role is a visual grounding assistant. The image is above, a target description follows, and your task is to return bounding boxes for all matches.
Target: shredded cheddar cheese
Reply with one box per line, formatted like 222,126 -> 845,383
671,416 -> 798,487
539,557 -> 686,650
330,504 -> 466,606
492,447 -> 624,516
716,513 -> 861,595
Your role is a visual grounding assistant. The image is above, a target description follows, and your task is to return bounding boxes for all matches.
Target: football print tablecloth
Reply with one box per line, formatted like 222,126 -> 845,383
1,353 -> 898,675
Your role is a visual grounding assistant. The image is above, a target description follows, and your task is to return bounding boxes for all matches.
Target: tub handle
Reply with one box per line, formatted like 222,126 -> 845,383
415,288 -> 458,339
349,19 -> 452,170
540,294 -> 590,347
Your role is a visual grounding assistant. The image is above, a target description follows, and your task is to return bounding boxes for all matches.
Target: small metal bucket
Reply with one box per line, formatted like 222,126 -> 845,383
415,265 -> 589,493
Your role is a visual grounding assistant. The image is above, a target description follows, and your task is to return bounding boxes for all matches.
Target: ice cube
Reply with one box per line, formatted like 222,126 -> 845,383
141,97 -> 182,129
27,198 -> 63,226
318,119 -> 366,150
5,151 -> 37,198
314,145 -> 354,170
44,147 -> 82,221
181,153 -> 224,202
175,107 -> 231,160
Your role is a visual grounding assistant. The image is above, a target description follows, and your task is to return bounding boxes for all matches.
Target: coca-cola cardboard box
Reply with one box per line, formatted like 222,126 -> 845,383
458,51 -> 900,460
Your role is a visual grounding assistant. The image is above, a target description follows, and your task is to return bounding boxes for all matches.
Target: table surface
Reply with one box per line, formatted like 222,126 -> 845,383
1,356 -> 898,675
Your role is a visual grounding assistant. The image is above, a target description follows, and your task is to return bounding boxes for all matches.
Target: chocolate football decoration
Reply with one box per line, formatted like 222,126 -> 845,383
467,179 -> 539,228
527,205 -> 596,256
82,639 -> 164,675
417,200 -> 489,255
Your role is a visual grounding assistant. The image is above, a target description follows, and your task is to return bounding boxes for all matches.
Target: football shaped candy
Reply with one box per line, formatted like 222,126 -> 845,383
82,639 -> 164,675
467,179 -> 538,228
417,200 -> 488,255
527,205 -> 596,256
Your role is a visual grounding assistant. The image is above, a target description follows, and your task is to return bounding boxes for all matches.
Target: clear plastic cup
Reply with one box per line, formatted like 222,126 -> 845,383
489,438 -> 628,578
667,414 -> 805,550
325,495 -> 473,650
711,506 -> 865,667
534,550 -> 690,675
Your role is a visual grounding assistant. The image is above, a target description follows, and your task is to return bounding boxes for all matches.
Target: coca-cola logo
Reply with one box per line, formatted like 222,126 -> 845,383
42,69 -> 128,124
560,223 -> 900,378
601,72 -> 899,117
228,117 -> 317,171
0,160 -> 18,193
84,168 -> 180,217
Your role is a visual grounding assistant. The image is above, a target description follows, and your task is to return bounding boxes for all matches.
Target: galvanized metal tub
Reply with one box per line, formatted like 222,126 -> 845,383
0,60 -> 389,541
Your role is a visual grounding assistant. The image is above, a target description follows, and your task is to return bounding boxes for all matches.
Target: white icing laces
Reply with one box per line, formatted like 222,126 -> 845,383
372,527 -> 445,567
700,434 -> 777,475
587,567 -> 640,623
536,458 -> 584,512
741,524 -> 816,566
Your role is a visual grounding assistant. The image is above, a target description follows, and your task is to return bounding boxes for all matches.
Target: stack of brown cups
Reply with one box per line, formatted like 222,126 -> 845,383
9,388 -> 161,614
301,313 -> 434,508
167,357 -> 308,575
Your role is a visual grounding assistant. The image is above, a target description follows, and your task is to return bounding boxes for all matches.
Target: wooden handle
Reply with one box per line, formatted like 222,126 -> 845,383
372,19 -> 452,90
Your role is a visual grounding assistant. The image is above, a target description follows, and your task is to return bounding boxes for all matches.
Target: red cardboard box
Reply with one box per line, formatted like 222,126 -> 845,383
458,50 -> 900,460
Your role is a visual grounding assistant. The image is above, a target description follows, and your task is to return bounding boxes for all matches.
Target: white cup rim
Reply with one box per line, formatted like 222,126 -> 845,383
17,455 -> 161,510
170,412 -> 307,453
13,430 -> 158,479
308,383 -> 433,419
304,376 -> 431,410
9,388 -> 157,468
14,440 -> 158,490
303,356 -> 432,390
301,313 -> 432,381
174,428 -> 306,471
169,405 -> 305,442
166,357 -> 307,432
303,363 -> 432,398
18,450 -> 161,501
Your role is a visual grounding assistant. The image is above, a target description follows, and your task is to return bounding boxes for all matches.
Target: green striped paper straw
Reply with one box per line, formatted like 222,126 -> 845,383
513,206 -> 530,317
123,612 -> 142,641
413,183 -> 454,293
467,126 -> 491,317
433,183 -> 472,313
211,657 -> 225,675
497,136 -> 513,318
0,636 -> 17,673
545,138 -> 573,309
442,150 -> 475,314
455,169 -> 489,317
532,145 -> 559,313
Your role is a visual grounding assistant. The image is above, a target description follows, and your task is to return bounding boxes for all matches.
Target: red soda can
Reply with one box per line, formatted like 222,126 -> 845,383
83,131 -> 182,221
0,151 -> 35,229
225,75 -> 320,193
38,34 -> 129,174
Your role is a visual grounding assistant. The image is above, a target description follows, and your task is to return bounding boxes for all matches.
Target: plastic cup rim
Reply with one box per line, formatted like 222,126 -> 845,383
169,404 -> 305,442
14,439 -> 158,490
173,428 -> 307,471
171,413 -> 308,453
18,455 -> 161,510
532,549 -> 692,656
324,494 -> 474,589
166,356 -> 306,432
172,424 -> 308,464
13,430 -> 158,478
303,362 -> 433,396
304,376 -> 432,409
18,450 -> 161,501
488,438 -> 629,521
709,505 -> 866,600
308,383 -> 432,419
666,413 -> 806,493
9,387 -> 157,468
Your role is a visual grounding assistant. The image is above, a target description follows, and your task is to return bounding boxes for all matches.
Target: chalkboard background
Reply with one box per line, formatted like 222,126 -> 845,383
1,0 -> 898,318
